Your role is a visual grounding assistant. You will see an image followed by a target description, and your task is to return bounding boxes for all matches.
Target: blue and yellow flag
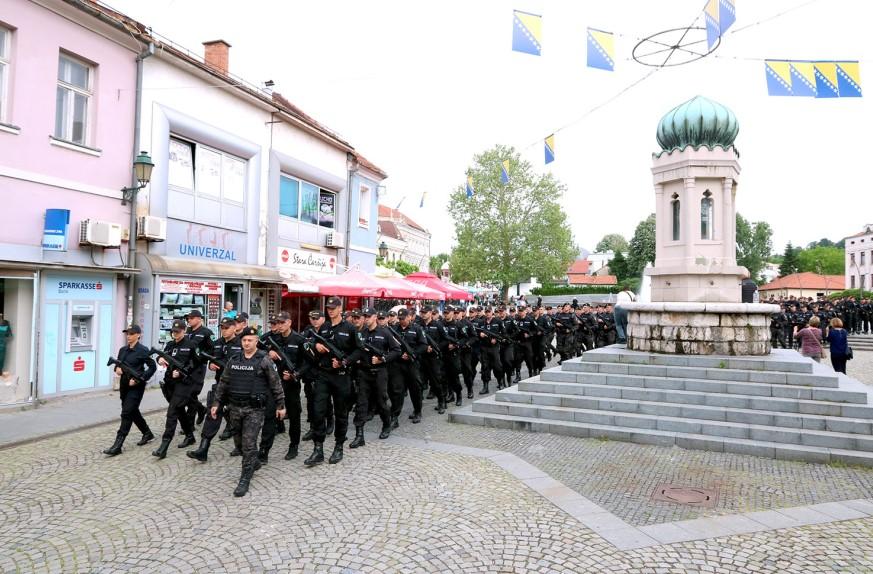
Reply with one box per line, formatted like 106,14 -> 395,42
466,176 -> 474,198
419,192 -> 427,208
765,60 -> 793,96
814,62 -> 840,98
512,10 -> 542,56
705,0 -> 720,50
790,61 -> 817,97
500,160 -> 510,184
835,61 -> 862,97
544,135 -> 555,164
586,28 -> 614,72
718,0 -> 736,36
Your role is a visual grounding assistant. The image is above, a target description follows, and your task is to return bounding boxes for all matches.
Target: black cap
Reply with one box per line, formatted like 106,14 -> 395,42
484,306 -> 493,313
308,310 -> 323,320
350,309 -> 362,318
123,324 -> 142,334
545,306 -> 553,310
269,311 -> 291,323
362,307 -> 377,317
186,309 -> 203,319
456,307 -> 466,313
497,306 -> 506,312
421,305 -> 434,314
235,312 -> 249,323
325,296 -> 342,308
239,326 -> 259,338
397,308 -> 410,318
377,311 -> 387,319
171,319 -> 187,331
219,317 -> 235,328
388,310 -> 397,317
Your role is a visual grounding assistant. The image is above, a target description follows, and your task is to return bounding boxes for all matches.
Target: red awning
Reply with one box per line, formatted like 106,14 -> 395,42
314,270 -> 390,297
404,272 -> 473,301
379,277 -> 446,300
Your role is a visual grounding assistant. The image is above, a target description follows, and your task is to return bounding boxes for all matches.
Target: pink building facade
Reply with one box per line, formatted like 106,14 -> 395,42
0,0 -> 140,404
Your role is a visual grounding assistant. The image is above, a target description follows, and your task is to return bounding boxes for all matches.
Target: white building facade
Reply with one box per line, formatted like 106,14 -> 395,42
845,224 -> 873,292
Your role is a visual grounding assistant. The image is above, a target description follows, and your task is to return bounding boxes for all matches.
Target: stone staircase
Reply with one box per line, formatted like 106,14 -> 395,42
450,347 -> 873,466
848,334 -> 873,352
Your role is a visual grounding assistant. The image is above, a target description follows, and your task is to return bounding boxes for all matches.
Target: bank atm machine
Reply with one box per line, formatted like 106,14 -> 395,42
68,303 -> 95,352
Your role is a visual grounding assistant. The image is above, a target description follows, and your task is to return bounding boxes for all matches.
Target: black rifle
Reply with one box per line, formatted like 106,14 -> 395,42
107,356 -> 144,383
310,331 -> 346,362
361,341 -> 388,364
149,347 -> 192,378
473,324 -> 512,345
198,350 -> 226,371
420,328 -> 443,359
263,335 -> 297,376
387,326 -> 418,362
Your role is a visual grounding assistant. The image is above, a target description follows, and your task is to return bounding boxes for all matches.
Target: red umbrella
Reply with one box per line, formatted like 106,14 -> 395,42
379,277 -> 446,300
314,270 -> 391,297
404,272 -> 473,301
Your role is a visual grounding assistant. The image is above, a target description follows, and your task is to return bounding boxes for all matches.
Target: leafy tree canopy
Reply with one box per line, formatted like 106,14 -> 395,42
595,233 -> 629,254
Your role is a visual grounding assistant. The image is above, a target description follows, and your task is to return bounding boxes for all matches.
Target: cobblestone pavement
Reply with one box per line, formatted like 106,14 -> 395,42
3,412 -> 873,573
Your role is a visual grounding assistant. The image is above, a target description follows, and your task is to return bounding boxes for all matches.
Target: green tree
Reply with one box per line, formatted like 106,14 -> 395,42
735,214 -> 773,282
429,253 -> 450,275
608,250 -> 630,281
780,242 -> 800,277
377,257 -> 419,276
449,145 -> 578,299
797,246 -> 844,275
626,214 -> 656,278
595,233 -> 629,254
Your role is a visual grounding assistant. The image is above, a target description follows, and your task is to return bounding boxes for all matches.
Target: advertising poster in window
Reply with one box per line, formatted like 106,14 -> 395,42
319,190 -> 335,229
301,183 -> 319,225
168,139 -> 194,190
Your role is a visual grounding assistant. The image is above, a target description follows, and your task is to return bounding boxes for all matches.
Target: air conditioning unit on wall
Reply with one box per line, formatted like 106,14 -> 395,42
324,232 -> 345,248
137,216 -> 167,242
79,219 -> 122,247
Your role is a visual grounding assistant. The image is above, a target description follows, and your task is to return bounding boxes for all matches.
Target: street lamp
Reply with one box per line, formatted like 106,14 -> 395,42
378,241 -> 388,259
121,151 -> 154,205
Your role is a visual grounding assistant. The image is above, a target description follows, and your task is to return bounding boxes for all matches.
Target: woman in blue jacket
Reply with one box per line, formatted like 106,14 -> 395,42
827,318 -> 849,374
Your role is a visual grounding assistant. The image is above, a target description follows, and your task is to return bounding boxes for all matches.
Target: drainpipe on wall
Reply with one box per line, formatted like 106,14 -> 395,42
126,43 -> 155,325
344,152 -> 358,270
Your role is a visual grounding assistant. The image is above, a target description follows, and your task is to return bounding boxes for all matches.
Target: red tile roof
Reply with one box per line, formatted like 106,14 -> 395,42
378,220 -> 402,240
568,275 -> 617,286
378,205 -> 428,233
567,259 -> 591,275
759,273 -> 846,291
353,152 -> 388,180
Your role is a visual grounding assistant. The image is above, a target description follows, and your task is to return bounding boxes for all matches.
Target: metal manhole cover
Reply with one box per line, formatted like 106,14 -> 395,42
652,484 -> 719,507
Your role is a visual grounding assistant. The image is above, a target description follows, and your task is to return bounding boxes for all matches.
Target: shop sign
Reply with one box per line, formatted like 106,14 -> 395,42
42,209 -> 71,251
159,279 -> 223,295
45,275 -> 114,301
277,247 -> 336,277
166,222 -> 245,263
73,356 -> 86,372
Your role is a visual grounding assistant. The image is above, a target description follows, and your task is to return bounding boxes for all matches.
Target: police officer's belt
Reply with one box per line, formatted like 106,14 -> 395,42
227,393 -> 268,408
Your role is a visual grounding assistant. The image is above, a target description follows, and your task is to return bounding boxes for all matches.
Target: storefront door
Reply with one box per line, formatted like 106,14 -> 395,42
0,274 -> 36,405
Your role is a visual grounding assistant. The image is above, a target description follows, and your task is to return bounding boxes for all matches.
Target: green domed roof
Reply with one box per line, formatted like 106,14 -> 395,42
656,96 -> 739,152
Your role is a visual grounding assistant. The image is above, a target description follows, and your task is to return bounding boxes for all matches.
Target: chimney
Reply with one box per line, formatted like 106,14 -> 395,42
203,39 -> 231,74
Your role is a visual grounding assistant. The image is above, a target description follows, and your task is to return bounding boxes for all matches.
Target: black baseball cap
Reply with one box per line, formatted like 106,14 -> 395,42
362,307 -> 377,316
171,319 -> 187,332
325,296 -> 343,308
308,310 -> 323,320
122,324 -> 142,334
235,312 -> 249,323
421,305 -> 434,314
239,326 -> 259,338
388,310 -> 397,317
186,309 -> 203,319
445,305 -> 455,313
397,308 -> 410,318
270,311 -> 291,323
219,317 -> 235,328
377,311 -> 387,320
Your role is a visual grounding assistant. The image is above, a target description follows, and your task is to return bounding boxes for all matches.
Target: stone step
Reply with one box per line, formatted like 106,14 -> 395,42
500,384 -> 873,434
449,405 -> 873,467
480,390 -> 873,451
539,370 -> 850,400
577,347 -> 814,373
517,379 -> 873,418
560,361 -> 840,388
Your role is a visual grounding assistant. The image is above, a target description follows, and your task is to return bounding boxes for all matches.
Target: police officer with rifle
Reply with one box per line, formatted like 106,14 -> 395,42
150,319 -> 198,459
388,308 -> 427,424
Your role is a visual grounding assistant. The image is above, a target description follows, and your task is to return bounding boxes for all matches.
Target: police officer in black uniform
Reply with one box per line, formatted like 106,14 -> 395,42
420,306 -> 449,413
515,306 -> 537,381
440,306 -> 465,406
350,308 -> 401,448
455,307 -> 476,399
103,325 -> 156,456
211,326 -> 285,497
184,309 -> 214,434
477,307 -> 505,393
152,319 -> 199,459
389,308 -> 427,424
188,317 -> 241,462
553,303 -> 577,364
304,296 -> 364,467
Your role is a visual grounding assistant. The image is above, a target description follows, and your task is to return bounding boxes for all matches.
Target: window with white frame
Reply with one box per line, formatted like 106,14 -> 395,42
167,136 -> 246,204
279,173 -> 336,228
55,53 -> 92,145
0,26 -> 10,122
358,184 -> 371,228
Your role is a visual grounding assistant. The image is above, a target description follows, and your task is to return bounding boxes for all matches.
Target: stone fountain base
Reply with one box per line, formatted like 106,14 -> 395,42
624,302 -> 780,356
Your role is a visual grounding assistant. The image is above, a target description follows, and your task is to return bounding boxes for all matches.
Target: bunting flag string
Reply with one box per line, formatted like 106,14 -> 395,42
587,28 -> 615,71
466,176 -> 474,198
500,160 -> 511,184
512,10 -> 542,56
765,60 -> 862,98
544,135 -> 555,164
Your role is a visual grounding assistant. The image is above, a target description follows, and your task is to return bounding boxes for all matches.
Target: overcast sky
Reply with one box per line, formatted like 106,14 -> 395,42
109,0 -> 872,256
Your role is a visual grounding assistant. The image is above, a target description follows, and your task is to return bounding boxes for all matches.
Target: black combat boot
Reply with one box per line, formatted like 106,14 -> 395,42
177,433 -> 196,448
411,411 -> 422,424
349,426 -> 366,449
284,444 -> 298,460
467,388 -> 474,399
102,432 -> 125,456
218,426 -> 233,441
455,393 -> 463,407
302,427 -> 314,441
479,382 -> 490,395
186,437 -> 211,462
514,369 -> 521,384
136,431 -> 155,446
151,438 -> 171,459
257,447 -> 269,465
379,425 -> 391,439
329,442 -> 344,464
233,464 -> 255,497
437,399 -> 446,415
446,390 -> 455,403
304,442 -> 325,466
391,415 -> 399,429
425,389 -> 436,400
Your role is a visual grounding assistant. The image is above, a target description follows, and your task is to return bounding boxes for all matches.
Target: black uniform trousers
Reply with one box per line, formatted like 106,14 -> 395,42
479,344 -> 503,384
770,328 -> 788,349
390,360 -> 423,417
258,391 -> 278,453
355,367 -> 391,428
555,332 -> 573,361
442,351 -> 462,397
420,353 -> 445,401
312,369 -> 352,444
279,377 -> 302,448
532,337 -> 545,371
118,384 -> 150,437
500,343 -> 515,377
200,382 -> 225,440
226,404 -> 265,471
517,340 -> 534,376
161,381 -> 195,441
459,349 -> 475,391
184,366 -> 207,428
